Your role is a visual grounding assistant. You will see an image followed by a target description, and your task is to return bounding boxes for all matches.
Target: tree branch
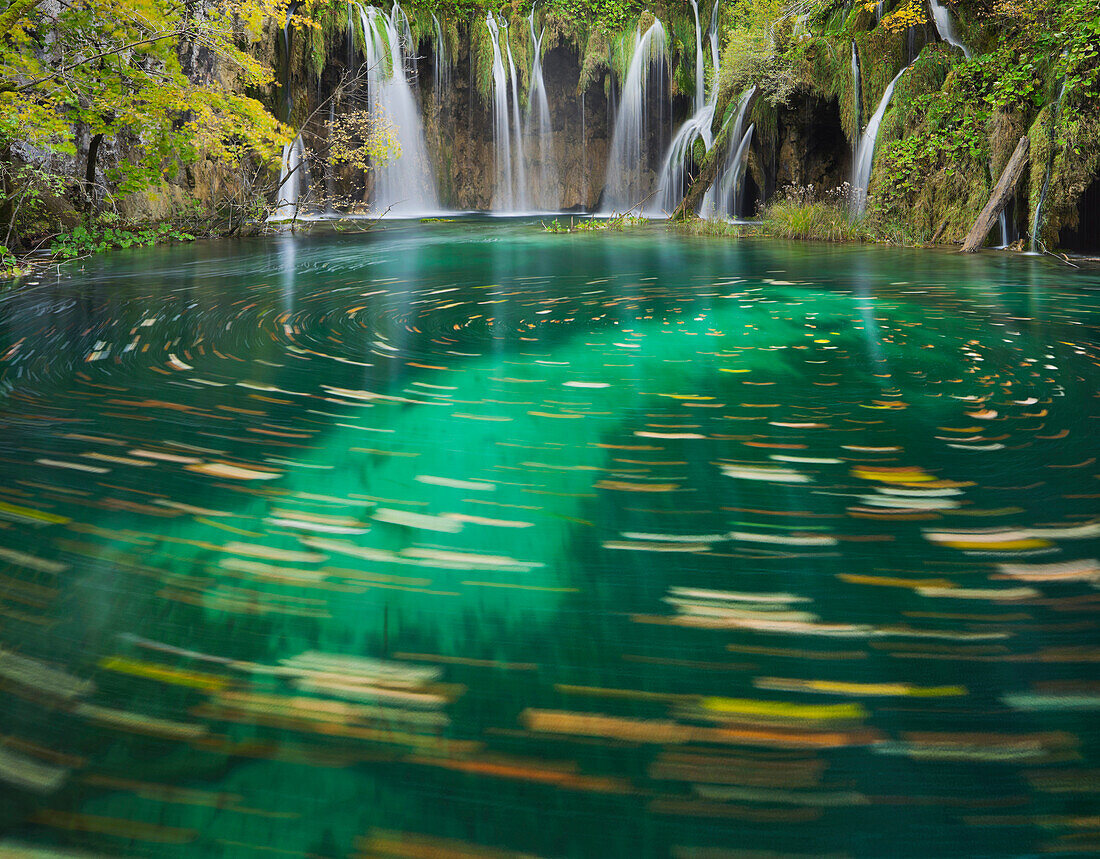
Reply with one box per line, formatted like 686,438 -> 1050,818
15,28 -> 191,92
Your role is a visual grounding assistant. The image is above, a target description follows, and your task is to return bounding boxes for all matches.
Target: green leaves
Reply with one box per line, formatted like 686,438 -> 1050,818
0,0 -> 289,196
50,221 -> 195,259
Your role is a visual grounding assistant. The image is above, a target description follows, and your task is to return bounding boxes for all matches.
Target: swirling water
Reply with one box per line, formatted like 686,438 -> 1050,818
0,221 -> 1098,858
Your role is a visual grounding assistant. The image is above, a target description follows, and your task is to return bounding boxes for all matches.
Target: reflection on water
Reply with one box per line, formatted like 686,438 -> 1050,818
0,220 -> 1098,857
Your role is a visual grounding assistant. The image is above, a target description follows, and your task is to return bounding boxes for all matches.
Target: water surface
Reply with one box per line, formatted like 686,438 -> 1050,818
1,221 -> 1098,857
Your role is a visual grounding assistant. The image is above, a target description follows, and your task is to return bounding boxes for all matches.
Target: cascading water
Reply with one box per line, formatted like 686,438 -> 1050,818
723,123 -> 755,216
691,0 -> 705,110
707,0 -> 720,74
928,0 -> 972,58
651,1 -> 720,215
485,13 -> 531,211
353,3 -> 439,215
707,86 -> 757,218
503,26 -> 530,210
391,3 -> 414,74
601,20 -> 667,213
432,14 -> 449,92
272,135 -> 307,221
1031,78 -> 1069,252
851,64 -> 910,217
526,10 -> 557,209
651,111 -> 714,215
270,1 -> 308,221
485,13 -> 515,211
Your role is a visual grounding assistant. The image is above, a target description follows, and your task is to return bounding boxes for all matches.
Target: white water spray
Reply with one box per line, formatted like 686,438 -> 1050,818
601,20 -> 667,213
485,12 -> 533,211
851,65 -> 910,217
503,26 -> 529,210
651,2 -> 722,215
272,134 -> 307,221
708,86 -> 757,218
432,14 -> 449,92
352,3 -> 439,215
526,10 -> 558,209
928,0 -> 972,58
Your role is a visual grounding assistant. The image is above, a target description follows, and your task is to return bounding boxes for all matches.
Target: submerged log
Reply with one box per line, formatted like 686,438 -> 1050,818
960,136 -> 1030,253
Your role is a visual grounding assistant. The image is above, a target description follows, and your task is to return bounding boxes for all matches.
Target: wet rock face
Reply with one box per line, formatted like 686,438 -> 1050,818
1060,179 -> 1100,254
415,41 -> 613,211
418,39 -> 495,210
544,45 -> 608,211
775,95 -> 850,195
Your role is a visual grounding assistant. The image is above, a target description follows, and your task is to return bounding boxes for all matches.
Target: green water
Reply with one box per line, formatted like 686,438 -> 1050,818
1,220 -> 1098,857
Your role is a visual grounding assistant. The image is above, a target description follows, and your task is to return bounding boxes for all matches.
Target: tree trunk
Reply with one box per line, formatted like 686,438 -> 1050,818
672,88 -> 753,221
960,136 -> 1029,253
0,146 -> 16,250
84,132 -> 103,211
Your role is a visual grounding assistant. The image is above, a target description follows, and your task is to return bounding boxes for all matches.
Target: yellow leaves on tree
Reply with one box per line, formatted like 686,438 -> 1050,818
0,0 -> 298,193
326,107 -> 401,173
881,0 -> 928,32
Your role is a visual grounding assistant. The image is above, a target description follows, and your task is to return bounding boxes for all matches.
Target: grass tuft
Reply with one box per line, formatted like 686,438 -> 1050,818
760,200 -> 862,242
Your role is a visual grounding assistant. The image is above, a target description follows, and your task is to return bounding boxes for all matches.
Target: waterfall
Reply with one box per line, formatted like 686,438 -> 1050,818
1031,79 -> 1069,252
928,0 -> 972,58
272,134 -> 307,221
485,12 -> 531,211
997,208 -> 1009,248
270,2 -> 310,221
526,10 -> 558,209
503,26 -> 530,210
485,13 -> 515,210
651,2 -> 722,216
851,65 -> 910,217
601,20 -> 667,213
690,0 -> 705,110
281,4 -> 297,120
708,86 -> 757,218
651,108 -> 715,215
432,14 -> 449,92
723,123 -> 755,217
708,0 -> 721,74
353,3 -> 439,215
391,3 -> 414,74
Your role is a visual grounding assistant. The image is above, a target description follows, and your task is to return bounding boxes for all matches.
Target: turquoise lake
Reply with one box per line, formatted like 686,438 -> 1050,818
0,220 -> 1098,857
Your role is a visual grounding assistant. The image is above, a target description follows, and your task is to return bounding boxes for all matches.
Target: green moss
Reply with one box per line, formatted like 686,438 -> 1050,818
577,27 -> 609,92
1029,104 -> 1100,246
667,15 -> 696,99
1027,101 -> 1058,243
